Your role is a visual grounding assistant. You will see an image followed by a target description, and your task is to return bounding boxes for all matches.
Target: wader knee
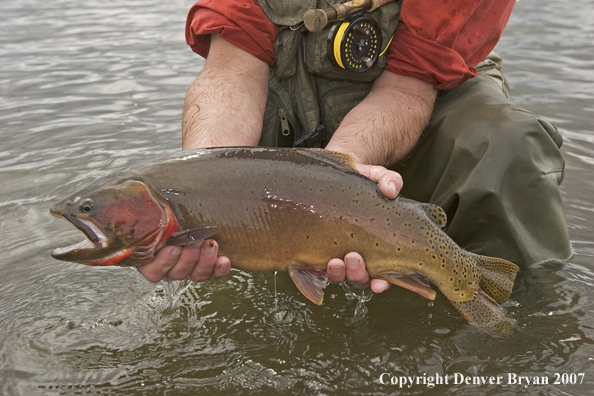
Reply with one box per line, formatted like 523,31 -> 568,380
394,75 -> 571,266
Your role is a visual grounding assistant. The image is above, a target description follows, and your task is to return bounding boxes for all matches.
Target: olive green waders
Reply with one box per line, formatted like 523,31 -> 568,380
392,55 -> 572,266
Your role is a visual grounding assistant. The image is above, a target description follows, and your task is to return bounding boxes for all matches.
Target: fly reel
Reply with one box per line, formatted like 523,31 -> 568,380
327,16 -> 381,73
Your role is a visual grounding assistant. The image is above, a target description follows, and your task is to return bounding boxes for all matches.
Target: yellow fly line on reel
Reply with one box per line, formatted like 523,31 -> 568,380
327,16 -> 383,73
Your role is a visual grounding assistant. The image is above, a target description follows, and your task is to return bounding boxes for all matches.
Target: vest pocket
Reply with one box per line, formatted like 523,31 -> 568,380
319,81 -> 372,137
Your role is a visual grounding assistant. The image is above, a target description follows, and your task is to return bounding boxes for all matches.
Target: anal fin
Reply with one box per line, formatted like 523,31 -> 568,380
378,274 -> 437,300
287,266 -> 329,305
165,226 -> 219,246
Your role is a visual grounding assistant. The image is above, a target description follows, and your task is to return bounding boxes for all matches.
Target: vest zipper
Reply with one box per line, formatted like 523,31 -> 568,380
319,86 -> 363,124
279,108 -> 290,137
268,88 -> 298,133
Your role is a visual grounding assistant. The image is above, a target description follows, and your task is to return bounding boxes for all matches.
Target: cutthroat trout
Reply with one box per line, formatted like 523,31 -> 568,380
51,147 -> 519,337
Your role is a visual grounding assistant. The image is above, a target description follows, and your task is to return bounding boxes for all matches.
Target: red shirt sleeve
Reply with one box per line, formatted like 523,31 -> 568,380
185,0 -> 278,67
386,0 -> 515,90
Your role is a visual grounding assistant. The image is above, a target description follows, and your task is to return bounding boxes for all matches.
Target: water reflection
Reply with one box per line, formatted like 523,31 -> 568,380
2,263 -> 589,394
0,0 -> 593,394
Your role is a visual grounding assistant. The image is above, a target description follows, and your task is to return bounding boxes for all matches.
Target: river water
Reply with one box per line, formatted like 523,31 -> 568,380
0,1 -> 592,395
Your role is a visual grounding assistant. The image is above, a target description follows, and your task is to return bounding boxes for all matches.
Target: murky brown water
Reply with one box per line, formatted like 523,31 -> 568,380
1,1 -> 593,395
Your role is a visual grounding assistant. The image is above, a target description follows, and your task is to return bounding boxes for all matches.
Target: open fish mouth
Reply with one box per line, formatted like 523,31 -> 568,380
51,214 -> 109,258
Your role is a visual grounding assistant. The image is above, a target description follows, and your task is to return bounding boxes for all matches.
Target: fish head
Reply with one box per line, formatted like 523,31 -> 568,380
50,178 -> 178,266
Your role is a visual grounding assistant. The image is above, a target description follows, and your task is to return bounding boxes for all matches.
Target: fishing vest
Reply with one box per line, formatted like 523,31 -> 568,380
257,0 -> 401,148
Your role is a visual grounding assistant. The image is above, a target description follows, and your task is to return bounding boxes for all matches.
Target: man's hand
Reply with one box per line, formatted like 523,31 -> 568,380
137,239 -> 230,283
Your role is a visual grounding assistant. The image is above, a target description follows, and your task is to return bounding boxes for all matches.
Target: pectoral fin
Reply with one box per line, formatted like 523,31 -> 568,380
378,274 -> 437,300
165,226 -> 219,246
287,266 -> 329,305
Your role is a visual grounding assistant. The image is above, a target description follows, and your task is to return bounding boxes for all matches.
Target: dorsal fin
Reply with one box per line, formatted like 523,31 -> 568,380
305,148 -> 358,171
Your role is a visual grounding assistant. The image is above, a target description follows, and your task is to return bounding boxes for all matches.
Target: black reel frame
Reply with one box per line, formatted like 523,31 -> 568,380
326,14 -> 382,73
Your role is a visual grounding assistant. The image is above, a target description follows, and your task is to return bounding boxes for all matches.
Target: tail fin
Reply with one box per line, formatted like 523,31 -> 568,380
476,255 -> 519,303
450,288 -> 516,338
449,255 -> 519,338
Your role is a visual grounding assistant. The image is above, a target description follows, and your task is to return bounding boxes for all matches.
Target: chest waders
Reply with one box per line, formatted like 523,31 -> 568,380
258,1 -> 572,267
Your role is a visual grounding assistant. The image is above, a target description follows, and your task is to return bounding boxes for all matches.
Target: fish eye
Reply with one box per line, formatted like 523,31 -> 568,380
78,198 -> 95,213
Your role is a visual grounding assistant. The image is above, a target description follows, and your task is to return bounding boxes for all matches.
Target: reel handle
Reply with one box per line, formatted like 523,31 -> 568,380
304,0 -> 395,32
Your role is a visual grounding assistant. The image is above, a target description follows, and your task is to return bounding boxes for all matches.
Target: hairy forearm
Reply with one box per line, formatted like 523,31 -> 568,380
182,35 -> 269,150
325,71 -> 437,166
